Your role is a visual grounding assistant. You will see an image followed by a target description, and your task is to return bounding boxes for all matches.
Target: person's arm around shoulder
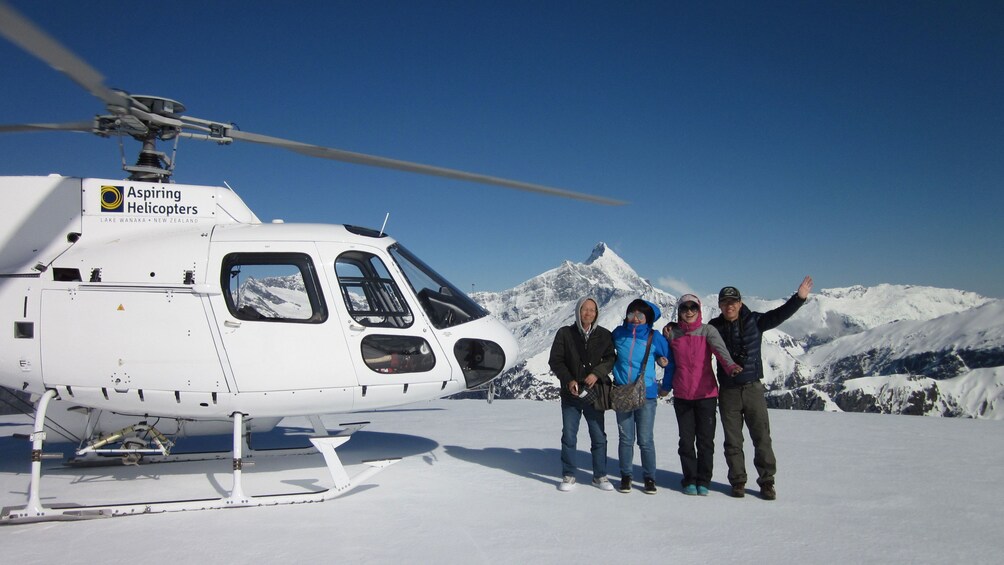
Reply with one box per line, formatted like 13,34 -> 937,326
703,324 -> 742,376
661,321 -> 679,342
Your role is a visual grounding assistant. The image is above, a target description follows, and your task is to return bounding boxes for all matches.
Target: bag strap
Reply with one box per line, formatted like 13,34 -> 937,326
634,331 -> 655,383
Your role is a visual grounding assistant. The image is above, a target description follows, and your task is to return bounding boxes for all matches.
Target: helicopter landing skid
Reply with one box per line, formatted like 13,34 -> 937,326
65,420 -> 374,467
1,391 -> 400,525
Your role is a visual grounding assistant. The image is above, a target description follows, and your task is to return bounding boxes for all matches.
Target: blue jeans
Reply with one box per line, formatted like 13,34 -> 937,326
616,398 -> 657,480
561,400 -> 608,478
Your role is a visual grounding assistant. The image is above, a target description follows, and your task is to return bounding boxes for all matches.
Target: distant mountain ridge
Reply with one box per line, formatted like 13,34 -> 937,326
468,242 -> 1004,419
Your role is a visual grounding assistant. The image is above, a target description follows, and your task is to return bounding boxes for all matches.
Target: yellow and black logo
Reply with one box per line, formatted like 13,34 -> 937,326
100,185 -> 124,212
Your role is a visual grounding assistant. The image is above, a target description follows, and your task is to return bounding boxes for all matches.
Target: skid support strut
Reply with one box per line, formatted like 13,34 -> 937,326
1,396 -> 399,524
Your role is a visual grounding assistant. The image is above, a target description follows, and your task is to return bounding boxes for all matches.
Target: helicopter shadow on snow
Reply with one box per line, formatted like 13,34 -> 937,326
442,443 -> 686,489
0,429 -> 440,499
0,409 -> 444,477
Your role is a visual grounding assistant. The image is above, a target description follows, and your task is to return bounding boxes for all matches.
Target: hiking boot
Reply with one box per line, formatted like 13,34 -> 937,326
592,476 -> 614,491
697,485 -> 710,496
643,478 -> 657,495
618,475 -> 632,493
760,482 -> 776,501
731,483 -> 746,498
682,484 -> 698,496
558,476 -> 576,492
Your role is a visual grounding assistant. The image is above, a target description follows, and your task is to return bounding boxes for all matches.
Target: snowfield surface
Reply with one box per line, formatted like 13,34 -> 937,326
1,399 -> 1002,564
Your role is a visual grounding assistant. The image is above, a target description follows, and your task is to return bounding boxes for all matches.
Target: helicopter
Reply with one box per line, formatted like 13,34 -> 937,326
0,2 -> 623,523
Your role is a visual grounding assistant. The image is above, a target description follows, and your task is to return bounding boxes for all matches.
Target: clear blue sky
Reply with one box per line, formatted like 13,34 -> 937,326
2,1 -> 1002,299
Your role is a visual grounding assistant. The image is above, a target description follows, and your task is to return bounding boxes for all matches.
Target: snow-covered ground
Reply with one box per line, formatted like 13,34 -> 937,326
1,399 -> 1002,563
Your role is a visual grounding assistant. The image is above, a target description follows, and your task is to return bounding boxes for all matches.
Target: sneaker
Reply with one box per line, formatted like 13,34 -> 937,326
760,482 -> 776,501
643,478 -> 657,495
731,483 -> 746,498
697,485 -> 710,496
592,477 -> 614,491
682,484 -> 698,496
558,476 -> 576,492
618,475 -> 632,493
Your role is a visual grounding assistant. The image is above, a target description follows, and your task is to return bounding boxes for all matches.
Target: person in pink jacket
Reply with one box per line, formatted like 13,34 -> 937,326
660,294 -> 742,496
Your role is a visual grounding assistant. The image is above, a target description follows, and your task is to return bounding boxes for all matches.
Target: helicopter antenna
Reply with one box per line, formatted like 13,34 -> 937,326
379,213 -> 390,237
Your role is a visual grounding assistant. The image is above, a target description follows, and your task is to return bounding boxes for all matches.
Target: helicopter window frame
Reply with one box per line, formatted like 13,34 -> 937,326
388,244 -> 488,330
335,251 -> 414,329
220,252 -> 328,324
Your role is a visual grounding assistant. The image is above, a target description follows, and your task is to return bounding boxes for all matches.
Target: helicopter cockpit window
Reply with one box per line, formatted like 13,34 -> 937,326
388,244 -> 488,330
335,251 -> 413,328
361,335 -> 435,374
221,253 -> 327,323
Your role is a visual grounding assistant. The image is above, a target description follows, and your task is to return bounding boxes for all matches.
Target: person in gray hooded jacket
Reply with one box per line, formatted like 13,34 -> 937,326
548,296 -> 616,492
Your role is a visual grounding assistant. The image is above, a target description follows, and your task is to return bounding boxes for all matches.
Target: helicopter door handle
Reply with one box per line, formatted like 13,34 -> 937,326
348,321 -> 365,332
224,320 -> 242,328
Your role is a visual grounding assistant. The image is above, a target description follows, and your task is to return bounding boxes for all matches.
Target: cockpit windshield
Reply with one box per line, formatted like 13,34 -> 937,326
389,244 -> 488,329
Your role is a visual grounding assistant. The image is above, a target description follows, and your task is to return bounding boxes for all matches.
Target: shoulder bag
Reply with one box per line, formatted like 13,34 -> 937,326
610,332 -> 653,413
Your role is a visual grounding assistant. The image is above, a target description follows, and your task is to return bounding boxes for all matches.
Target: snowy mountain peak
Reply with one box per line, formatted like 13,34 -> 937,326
578,242 -> 644,291
472,243 -> 677,362
585,242 -> 612,264
584,241 -> 630,273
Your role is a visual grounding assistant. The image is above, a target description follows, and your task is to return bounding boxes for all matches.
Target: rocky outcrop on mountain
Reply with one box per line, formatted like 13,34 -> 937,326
451,361 -> 560,402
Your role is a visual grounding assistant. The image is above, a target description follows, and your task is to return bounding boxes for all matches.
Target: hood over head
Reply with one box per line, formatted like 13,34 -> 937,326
575,296 -> 599,336
625,298 -> 661,328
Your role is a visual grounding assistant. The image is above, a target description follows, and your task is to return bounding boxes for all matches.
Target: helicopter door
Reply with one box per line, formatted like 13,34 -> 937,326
318,243 -> 451,387
208,246 -> 353,393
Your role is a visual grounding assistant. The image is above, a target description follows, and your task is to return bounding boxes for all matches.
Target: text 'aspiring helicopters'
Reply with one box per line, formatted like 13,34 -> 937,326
0,1 -> 623,523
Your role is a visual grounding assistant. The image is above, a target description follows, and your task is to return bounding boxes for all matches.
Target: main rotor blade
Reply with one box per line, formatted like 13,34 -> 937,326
0,2 -> 132,109
228,130 -> 625,206
0,121 -> 94,134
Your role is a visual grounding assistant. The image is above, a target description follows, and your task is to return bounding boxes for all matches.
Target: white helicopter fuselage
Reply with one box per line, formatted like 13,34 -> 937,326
0,175 -> 518,421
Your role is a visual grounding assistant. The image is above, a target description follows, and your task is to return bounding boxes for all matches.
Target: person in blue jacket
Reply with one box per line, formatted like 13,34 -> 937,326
611,299 -> 673,494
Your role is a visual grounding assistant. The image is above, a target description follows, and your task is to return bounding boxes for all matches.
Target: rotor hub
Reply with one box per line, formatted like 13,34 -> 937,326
131,95 -> 186,117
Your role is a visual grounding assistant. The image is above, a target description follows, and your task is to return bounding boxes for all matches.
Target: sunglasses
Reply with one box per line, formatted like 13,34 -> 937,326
679,303 -> 700,313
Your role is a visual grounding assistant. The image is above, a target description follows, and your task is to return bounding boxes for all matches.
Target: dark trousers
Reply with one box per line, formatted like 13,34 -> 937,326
673,396 -> 718,488
719,381 -> 776,487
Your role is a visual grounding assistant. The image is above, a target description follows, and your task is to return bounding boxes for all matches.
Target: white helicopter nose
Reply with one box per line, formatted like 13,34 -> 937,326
451,316 -> 520,390
489,318 -> 520,373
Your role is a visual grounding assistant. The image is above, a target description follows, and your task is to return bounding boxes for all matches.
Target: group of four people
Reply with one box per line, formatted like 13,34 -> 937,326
548,276 -> 813,499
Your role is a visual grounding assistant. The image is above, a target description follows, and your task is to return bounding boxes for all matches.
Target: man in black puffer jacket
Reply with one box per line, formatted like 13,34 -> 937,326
709,276 -> 813,501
